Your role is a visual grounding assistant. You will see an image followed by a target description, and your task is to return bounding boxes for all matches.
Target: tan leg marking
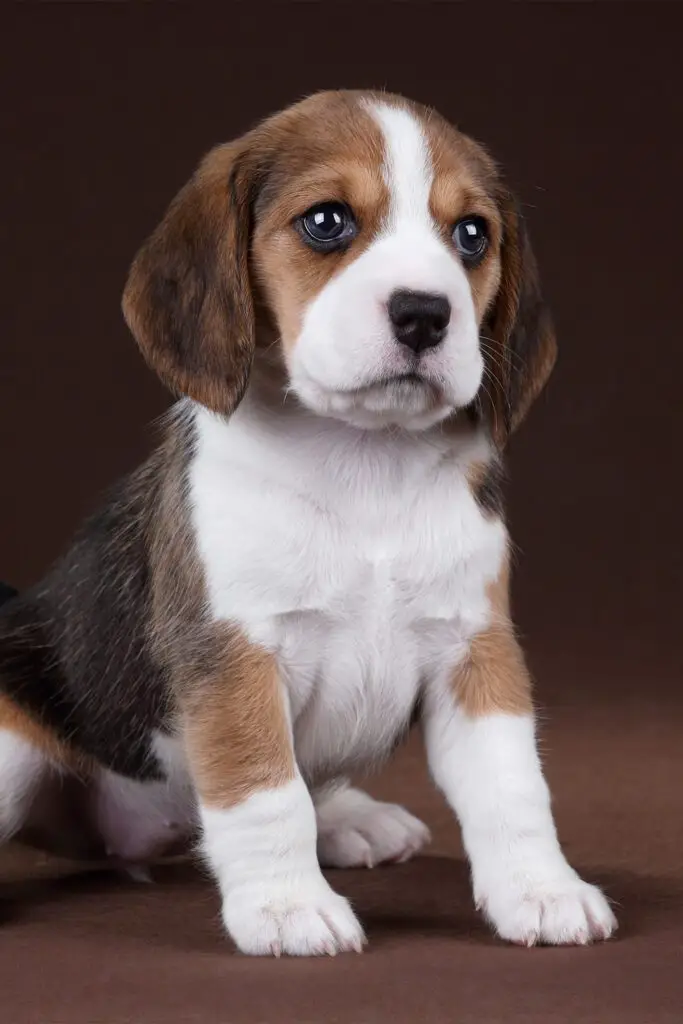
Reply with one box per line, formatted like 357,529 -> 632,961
454,561 -> 533,716
0,693 -> 91,774
181,634 -> 295,809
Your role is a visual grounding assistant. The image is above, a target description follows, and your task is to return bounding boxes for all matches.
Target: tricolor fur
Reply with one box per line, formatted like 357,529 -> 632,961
0,91 -> 616,954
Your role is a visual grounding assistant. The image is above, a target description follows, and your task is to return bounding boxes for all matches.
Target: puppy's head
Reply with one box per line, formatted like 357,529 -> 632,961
123,90 -> 556,442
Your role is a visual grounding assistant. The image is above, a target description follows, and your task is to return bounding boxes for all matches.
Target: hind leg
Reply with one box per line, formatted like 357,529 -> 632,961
0,727 -> 48,844
89,736 -> 196,870
0,695 -> 96,856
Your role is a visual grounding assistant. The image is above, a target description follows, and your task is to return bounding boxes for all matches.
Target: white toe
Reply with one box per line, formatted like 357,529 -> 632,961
316,787 -> 431,869
223,875 -> 366,957
479,873 -> 617,947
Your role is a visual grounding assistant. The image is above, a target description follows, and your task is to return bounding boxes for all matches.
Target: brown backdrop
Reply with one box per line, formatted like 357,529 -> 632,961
1,4 -> 682,1023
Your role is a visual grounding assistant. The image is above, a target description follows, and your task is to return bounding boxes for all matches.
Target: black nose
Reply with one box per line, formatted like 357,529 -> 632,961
387,290 -> 451,353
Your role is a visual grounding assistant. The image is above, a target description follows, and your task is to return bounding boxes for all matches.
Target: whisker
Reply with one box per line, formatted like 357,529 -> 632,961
479,335 -> 529,372
477,377 -> 500,437
481,366 -> 511,422
482,363 -> 507,399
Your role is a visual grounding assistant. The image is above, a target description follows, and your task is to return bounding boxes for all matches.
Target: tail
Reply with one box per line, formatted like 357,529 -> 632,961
0,582 -> 18,607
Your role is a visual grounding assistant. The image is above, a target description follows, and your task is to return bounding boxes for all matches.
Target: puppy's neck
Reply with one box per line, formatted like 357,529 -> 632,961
187,353 -> 494,504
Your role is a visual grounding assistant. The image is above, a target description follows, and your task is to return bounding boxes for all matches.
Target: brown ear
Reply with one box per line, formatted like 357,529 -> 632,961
122,143 -> 255,415
482,190 -> 558,447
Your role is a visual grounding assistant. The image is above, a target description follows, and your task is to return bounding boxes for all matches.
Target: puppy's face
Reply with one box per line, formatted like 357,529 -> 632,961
252,95 -> 501,430
123,91 -> 557,442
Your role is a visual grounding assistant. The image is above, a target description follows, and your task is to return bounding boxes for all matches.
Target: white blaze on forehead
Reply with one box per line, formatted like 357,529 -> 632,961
366,101 -> 435,231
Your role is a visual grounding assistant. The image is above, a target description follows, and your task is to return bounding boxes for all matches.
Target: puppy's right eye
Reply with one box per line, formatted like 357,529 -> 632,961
298,202 -> 356,251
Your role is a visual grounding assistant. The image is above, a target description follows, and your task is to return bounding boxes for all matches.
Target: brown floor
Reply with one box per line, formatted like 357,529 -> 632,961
2,685 -> 682,1024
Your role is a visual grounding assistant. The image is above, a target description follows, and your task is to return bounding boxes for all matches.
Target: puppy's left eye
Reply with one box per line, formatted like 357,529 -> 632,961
452,216 -> 489,265
299,202 -> 356,251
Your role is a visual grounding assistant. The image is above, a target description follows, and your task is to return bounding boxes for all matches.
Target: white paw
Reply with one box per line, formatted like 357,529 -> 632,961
478,872 -> 617,946
316,787 -> 431,869
222,875 -> 366,957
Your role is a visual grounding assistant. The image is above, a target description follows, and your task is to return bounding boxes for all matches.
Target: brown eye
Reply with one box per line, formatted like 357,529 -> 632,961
299,202 -> 356,251
452,216 -> 489,265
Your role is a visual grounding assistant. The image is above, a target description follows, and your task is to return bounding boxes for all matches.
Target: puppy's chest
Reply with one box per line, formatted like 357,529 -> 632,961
191,444 -> 506,776
276,533 -> 485,779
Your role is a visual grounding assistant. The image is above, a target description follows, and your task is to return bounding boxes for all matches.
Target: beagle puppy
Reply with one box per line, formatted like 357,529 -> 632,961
0,90 -> 616,955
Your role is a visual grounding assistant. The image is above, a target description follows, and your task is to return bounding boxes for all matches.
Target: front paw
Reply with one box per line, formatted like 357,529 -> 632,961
222,874 -> 366,957
477,871 -> 617,947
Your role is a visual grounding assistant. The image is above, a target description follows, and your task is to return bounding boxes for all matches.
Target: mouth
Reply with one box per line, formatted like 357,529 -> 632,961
340,371 -> 447,422
342,371 -> 435,395
294,364 -> 455,430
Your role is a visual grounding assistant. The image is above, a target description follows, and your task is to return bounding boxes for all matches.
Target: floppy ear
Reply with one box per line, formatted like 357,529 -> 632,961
482,189 -> 558,447
122,143 -> 255,415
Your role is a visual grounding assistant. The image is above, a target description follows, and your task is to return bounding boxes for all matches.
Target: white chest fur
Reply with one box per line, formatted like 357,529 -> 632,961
188,394 -> 507,782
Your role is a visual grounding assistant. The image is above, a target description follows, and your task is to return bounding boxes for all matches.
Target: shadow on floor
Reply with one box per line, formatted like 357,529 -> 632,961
2,847 -> 680,951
